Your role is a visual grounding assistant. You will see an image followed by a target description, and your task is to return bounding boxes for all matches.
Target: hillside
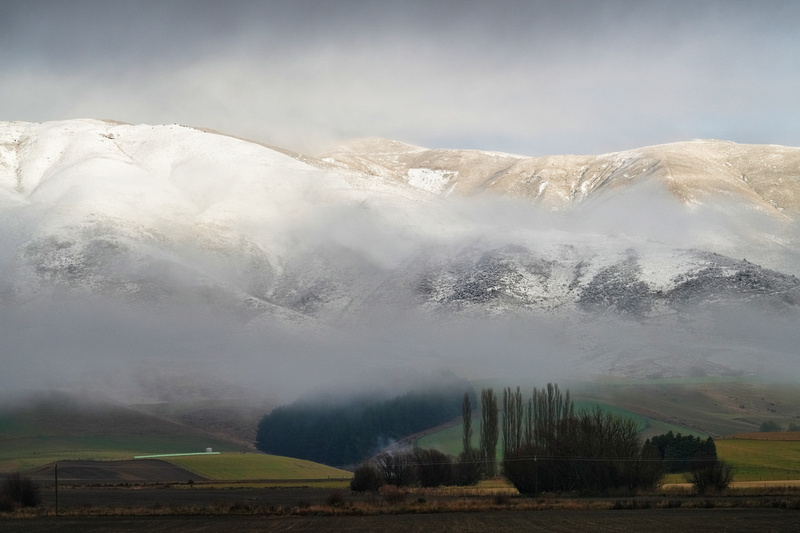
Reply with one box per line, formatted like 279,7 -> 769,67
0,391 -> 251,472
1,120 -> 800,398
320,137 -> 800,217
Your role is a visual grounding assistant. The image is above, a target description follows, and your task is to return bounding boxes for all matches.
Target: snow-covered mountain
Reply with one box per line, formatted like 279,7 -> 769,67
321,136 -> 800,216
2,119 -> 799,395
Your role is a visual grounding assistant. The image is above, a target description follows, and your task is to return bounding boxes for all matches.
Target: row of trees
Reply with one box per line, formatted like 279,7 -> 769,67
351,382 -> 733,495
468,384 -> 661,493
760,420 -> 800,432
471,383 -> 730,494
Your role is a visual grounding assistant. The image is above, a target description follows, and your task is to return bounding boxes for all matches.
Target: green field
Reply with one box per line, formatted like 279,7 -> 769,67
658,436 -> 800,483
164,453 -> 352,481
0,392 -> 249,472
6,380 -> 800,484
716,437 -> 800,482
0,392 -> 352,481
0,434 -> 245,473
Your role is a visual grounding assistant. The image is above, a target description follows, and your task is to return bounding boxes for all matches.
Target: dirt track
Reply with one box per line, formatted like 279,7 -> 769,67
3,509 -> 800,533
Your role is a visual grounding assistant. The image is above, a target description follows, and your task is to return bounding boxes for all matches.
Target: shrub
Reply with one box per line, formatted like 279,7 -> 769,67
0,495 -> 15,512
378,484 -> 407,505
375,452 -> 416,488
1,473 -> 41,508
686,460 -> 735,494
325,490 -> 346,507
760,420 -> 782,432
493,493 -> 510,505
350,463 -> 384,492
455,448 -> 483,486
413,448 -> 454,487
502,444 -> 544,494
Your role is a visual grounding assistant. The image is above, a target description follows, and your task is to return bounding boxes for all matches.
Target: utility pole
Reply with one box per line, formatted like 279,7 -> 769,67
54,463 -> 58,517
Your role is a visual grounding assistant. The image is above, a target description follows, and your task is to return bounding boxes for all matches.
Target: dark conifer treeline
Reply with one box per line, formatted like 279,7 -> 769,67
255,386 -> 470,467
646,431 -> 717,473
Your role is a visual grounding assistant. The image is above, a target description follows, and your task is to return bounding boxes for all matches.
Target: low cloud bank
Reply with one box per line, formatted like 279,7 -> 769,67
1,168 -> 799,402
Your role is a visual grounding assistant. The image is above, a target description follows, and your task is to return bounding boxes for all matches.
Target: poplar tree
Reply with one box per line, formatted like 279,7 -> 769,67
502,386 -> 523,456
461,392 -> 473,453
480,387 -> 499,477
457,391 -> 482,485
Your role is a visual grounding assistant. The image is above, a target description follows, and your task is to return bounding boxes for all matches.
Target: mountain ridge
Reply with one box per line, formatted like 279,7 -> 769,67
319,136 -> 800,218
2,119 -> 799,392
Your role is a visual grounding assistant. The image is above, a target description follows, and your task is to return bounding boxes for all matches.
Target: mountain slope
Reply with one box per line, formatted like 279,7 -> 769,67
320,137 -> 800,217
0,391 -> 251,472
1,119 -> 800,394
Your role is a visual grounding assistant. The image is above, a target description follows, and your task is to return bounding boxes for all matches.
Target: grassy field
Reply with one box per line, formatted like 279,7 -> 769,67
0,392 -> 253,473
0,433 -> 248,473
663,435 -> 800,484
6,380 -> 800,485
0,430 -> 250,473
575,377 -> 800,437
716,433 -> 800,482
163,452 -> 352,481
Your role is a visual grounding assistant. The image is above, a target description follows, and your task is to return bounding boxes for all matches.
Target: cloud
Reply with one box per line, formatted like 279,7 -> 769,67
2,1 -> 799,156
6,163 -> 799,403
2,3 -> 800,403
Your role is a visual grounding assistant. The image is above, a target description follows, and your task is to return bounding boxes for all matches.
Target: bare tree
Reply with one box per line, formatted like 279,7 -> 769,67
687,461 -> 735,494
1,473 -> 41,508
374,452 -> 416,488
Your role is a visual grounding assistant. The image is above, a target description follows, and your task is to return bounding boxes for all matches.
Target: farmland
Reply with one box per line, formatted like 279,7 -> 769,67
164,453 -> 352,481
5,382 -> 800,532
3,508 -> 800,533
0,392 -> 251,473
3,478 -> 800,533
6,379 -> 800,488
716,433 -> 800,482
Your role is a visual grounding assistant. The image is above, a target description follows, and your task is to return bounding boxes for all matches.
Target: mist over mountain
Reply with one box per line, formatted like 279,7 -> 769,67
2,119 -> 799,401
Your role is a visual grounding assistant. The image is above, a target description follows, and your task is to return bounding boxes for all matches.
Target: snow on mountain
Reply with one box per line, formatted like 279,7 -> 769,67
320,137 -> 800,217
2,119 -> 800,394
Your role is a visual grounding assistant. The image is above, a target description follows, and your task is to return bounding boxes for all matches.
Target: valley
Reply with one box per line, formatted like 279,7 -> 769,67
2,122 -> 800,525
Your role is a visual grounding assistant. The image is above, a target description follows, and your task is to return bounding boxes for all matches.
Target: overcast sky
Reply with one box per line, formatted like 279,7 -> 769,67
2,0 -> 798,156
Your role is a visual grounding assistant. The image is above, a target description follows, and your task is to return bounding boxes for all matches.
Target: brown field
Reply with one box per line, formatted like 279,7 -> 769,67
731,432 -> 800,441
25,460 -> 204,485
4,464 -> 800,533
2,508 -> 800,533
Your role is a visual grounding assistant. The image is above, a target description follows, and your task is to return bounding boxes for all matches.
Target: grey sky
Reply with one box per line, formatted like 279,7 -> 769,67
2,0 -> 799,156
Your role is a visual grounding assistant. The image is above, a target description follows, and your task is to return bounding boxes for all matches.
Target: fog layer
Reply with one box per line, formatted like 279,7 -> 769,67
1,122 -> 799,402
